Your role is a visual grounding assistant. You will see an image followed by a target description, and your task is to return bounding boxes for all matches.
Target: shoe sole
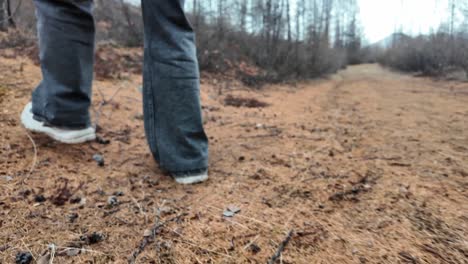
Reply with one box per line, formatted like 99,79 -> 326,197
43,131 -> 96,144
174,174 -> 209,185
23,121 -> 96,144
24,121 -> 96,144
21,105 -> 96,144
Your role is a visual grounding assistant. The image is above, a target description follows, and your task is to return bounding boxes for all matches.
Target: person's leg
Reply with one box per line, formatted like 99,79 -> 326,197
141,0 -> 209,181
32,0 -> 95,129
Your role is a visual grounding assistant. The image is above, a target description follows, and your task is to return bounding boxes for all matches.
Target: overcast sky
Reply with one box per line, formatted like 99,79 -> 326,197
359,0 -> 449,42
126,0 -> 452,43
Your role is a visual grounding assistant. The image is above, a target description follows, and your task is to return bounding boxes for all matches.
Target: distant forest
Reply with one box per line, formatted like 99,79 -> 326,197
0,0 -> 364,82
380,0 -> 468,78
1,0 -> 467,80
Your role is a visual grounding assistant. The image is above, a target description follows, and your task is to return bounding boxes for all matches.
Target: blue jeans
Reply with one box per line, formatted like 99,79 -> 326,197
32,0 -> 209,174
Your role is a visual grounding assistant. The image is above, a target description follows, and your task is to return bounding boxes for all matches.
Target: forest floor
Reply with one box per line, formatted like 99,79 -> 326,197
0,55 -> 467,264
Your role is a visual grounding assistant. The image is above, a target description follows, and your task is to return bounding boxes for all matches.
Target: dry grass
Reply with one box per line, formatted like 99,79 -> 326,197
0,55 -> 467,263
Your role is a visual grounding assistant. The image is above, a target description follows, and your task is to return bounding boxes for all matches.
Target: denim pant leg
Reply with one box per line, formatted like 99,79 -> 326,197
32,0 -> 95,129
141,0 -> 209,173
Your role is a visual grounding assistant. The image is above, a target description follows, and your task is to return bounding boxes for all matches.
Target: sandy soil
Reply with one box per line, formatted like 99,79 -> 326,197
0,57 -> 467,264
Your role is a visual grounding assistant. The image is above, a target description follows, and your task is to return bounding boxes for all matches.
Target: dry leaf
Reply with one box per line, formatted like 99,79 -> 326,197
36,253 -> 50,264
143,229 -> 152,237
65,248 -> 81,256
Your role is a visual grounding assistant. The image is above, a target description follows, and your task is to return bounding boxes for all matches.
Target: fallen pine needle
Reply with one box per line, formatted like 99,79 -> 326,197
267,230 -> 294,264
23,130 -> 37,184
128,213 -> 187,264
171,238 -> 233,259
53,246 -> 108,255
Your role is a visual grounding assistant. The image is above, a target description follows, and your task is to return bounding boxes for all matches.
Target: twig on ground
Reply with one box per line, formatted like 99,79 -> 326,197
20,238 -> 37,263
23,130 -> 37,184
108,85 -> 125,102
49,243 -> 56,264
238,131 -> 282,139
171,238 -> 234,259
243,235 -> 260,250
128,213 -> 187,264
95,86 -> 106,102
169,227 -> 233,259
93,101 -> 105,130
93,85 -> 125,130
267,230 -> 294,264
53,246 -> 107,255
118,157 -> 141,167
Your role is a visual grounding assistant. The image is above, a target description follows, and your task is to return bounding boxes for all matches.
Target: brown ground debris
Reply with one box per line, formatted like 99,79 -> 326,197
0,55 -> 467,263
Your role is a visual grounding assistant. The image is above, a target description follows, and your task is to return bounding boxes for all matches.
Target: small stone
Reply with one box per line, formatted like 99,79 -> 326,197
95,136 -> 110,145
34,195 -> 46,203
399,186 -> 409,194
3,176 -> 13,181
157,206 -> 173,216
223,210 -> 235,217
223,205 -> 241,217
80,232 -> 104,245
19,189 -> 31,198
97,188 -> 106,196
68,213 -> 79,223
70,197 -> 82,204
248,243 -> 261,254
113,191 -> 125,197
107,196 -> 119,207
15,252 -> 33,264
227,205 -> 241,214
93,154 -> 105,167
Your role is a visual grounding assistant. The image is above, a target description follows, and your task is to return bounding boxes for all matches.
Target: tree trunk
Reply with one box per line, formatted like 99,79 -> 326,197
239,0 -> 247,32
286,0 -> 291,42
7,0 -> 16,28
0,0 -> 6,31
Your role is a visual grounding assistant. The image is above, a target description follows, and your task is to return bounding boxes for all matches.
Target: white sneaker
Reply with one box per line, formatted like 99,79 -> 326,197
173,170 -> 209,185
21,102 -> 96,144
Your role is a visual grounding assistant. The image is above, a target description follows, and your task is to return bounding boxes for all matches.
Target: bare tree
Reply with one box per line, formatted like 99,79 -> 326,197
381,0 -> 468,78
5,0 -> 364,82
0,0 -> 6,31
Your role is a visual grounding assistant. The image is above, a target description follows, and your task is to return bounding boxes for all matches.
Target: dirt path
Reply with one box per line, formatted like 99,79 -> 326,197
0,60 -> 467,263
